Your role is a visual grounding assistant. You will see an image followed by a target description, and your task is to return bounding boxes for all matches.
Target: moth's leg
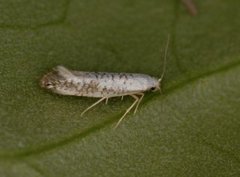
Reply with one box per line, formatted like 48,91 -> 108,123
81,97 -> 106,116
105,97 -> 109,104
121,96 -> 124,101
133,93 -> 144,114
114,94 -> 139,129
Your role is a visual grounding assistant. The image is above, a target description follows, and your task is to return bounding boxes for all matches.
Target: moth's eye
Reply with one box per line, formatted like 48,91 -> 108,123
150,87 -> 156,91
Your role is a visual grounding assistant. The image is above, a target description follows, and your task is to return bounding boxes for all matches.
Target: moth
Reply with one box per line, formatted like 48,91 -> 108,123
40,36 -> 169,128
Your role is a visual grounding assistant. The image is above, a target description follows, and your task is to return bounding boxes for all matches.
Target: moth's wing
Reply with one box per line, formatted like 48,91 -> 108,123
53,65 -> 75,78
72,71 -> 86,77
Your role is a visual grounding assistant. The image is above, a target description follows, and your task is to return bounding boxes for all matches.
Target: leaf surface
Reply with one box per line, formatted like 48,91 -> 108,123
0,0 -> 239,176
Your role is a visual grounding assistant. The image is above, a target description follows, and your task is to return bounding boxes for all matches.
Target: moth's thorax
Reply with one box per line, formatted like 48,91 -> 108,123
40,66 -> 160,97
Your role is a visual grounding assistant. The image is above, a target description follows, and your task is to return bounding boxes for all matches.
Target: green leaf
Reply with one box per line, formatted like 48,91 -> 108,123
0,0 -> 239,176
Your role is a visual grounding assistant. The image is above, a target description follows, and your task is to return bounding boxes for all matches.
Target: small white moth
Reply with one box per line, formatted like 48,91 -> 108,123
40,36 -> 169,128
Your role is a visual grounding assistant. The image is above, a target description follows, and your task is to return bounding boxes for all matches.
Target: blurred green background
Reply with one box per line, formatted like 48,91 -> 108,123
0,0 -> 239,176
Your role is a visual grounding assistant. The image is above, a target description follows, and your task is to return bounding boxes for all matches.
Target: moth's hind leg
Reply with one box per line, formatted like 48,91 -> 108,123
81,97 -> 106,116
114,94 -> 139,129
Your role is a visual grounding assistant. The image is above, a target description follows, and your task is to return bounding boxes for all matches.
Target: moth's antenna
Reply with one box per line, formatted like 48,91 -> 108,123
158,35 -> 170,82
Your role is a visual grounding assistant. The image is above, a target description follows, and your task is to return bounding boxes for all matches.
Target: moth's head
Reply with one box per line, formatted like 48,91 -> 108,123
148,77 -> 161,92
